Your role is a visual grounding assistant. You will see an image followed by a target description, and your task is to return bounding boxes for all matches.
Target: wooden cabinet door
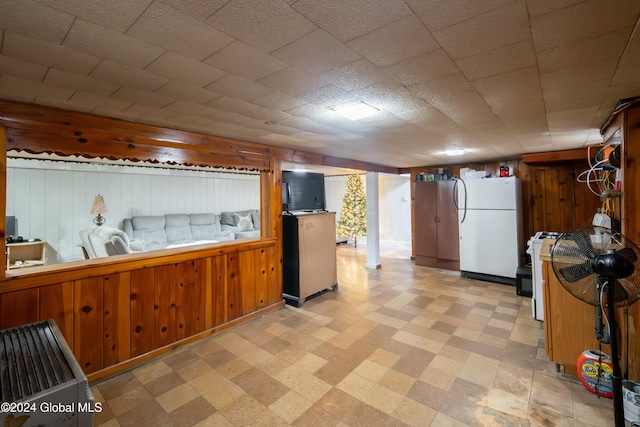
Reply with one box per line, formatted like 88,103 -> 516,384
436,181 -> 459,261
415,181 -> 438,258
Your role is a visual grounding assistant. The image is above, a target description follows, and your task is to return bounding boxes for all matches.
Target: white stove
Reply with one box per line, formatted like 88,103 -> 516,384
526,231 -> 561,320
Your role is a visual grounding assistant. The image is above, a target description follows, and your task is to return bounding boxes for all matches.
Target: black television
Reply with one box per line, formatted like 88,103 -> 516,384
282,171 -> 326,212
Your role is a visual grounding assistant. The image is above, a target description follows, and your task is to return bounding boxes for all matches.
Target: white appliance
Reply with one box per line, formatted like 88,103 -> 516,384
526,231 -> 561,320
457,177 -> 523,285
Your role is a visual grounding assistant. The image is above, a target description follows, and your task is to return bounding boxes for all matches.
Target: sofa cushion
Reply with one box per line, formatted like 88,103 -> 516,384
221,209 -> 259,228
165,214 -> 193,244
189,213 -> 221,239
251,211 -> 260,231
130,216 -> 168,248
235,212 -> 254,232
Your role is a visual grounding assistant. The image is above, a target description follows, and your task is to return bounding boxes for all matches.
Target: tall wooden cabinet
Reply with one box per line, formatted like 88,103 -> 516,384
414,181 -> 459,270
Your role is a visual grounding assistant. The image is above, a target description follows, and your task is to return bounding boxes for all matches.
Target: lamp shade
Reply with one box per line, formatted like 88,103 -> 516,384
90,195 -> 108,214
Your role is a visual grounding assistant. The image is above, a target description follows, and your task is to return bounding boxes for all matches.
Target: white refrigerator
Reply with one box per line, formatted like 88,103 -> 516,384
457,177 -> 523,285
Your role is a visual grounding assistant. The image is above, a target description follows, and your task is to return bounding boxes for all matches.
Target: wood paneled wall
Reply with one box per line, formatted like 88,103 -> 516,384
0,240 -> 282,381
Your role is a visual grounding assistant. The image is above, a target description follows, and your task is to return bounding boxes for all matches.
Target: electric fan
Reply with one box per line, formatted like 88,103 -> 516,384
550,225 -> 640,427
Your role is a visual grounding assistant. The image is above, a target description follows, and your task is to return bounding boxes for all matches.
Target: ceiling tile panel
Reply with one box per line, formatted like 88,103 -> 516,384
127,1 -> 234,60
67,91 -> 134,111
410,73 -> 499,129
155,81 -> 220,104
34,0 -> 153,33
206,74 -> 273,101
0,0 -> 74,43
258,67 -> 328,96
203,41 -> 289,81
272,30 -> 361,76
407,0 -> 513,32
298,85 -> 359,108
90,59 -> 170,92
432,1 -> 531,60
383,49 -> 459,86
536,28 -> 632,74
3,32 -> 101,74
531,0 -> 640,51
319,59 -> 388,91
347,16 -> 439,67
43,69 -> 120,96
124,103 -> 178,121
145,52 -> 226,87
292,0 -> 412,42
0,55 -> 48,82
0,89 -> 35,104
525,0 -> 585,18
252,91 -> 307,111
64,19 -> 166,69
243,106 -> 292,123
0,74 -> 75,99
456,40 -> 536,82
159,0 -> 228,21
111,86 -> 175,109
205,96 -> 257,114
206,0 -> 317,52
471,67 -> 548,136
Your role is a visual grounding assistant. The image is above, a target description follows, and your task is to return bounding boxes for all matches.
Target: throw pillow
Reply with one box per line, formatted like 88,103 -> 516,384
235,213 -> 254,232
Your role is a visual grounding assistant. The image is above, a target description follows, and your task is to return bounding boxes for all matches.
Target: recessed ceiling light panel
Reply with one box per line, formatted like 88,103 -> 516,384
444,149 -> 465,156
332,102 -> 379,121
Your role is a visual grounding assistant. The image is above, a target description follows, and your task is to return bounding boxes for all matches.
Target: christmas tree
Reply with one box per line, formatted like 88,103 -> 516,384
337,173 -> 367,247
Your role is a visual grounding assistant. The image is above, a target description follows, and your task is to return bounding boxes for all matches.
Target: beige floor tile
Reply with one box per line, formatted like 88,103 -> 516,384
268,390 -> 314,424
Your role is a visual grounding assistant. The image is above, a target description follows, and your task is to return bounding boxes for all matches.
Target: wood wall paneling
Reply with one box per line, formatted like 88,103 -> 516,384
226,253 -> 242,321
130,268 -> 155,357
0,287 -> 38,329
154,264 -> 176,349
239,250 -> 256,315
255,248 -> 268,308
175,260 -> 196,340
73,277 -> 103,374
103,272 -> 131,367
39,281 -> 74,346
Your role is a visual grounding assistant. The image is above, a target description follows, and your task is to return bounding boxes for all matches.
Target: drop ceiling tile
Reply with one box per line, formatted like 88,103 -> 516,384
292,0 -> 412,42
34,0 -> 152,33
243,106 -> 292,123
69,91 -> 132,110
258,67 -> 327,96
162,100 -> 221,116
456,40 -> 536,81
285,103 -> 336,121
298,85 -> 358,108
127,1 -> 234,61
43,69 -> 120,96
383,49 -> 459,86
205,96 -> 257,114
537,28 -> 631,74
0,54 -> 48,82
3,31 -> 100,74
319,59 -> 388,91
111,86 -> 175,109
252,91 -> 307,111
432,1 -> 530,60
206,0 -> 317,52
203,41 -> 289,81
35,96 -> 96,113
273,30 -> 360,76
205,74 -> 272,101
0,74 -> 74,99
347,15 -> 439,67
619,28 -> 640,68
526,0 -> 585,18
146,52 -> 226,87
541,69 -> 611,113
155,81 -> 220,104
406,0 -> 513,32
124,103 -> 178,121
612,64 -> 640,87
158,0 -> 228,21
90,60 -> 169,92
0,89 -> 35,104
531,0 -> 640,51
410,72 -> 499,128
64,19 -> 165,69
0,0 -> 74,43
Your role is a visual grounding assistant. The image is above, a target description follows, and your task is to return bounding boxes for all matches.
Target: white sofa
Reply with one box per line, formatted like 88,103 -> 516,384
122,213 -> 235,251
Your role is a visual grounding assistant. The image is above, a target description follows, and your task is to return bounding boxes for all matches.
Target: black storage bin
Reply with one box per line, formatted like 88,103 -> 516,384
516,265 -> 532,297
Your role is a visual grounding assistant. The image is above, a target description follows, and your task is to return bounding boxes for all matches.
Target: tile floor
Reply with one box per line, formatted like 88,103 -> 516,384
91,245 -> 615,426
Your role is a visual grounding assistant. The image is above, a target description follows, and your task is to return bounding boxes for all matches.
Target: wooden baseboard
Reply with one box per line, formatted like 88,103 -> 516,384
414,256 -> 459,271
